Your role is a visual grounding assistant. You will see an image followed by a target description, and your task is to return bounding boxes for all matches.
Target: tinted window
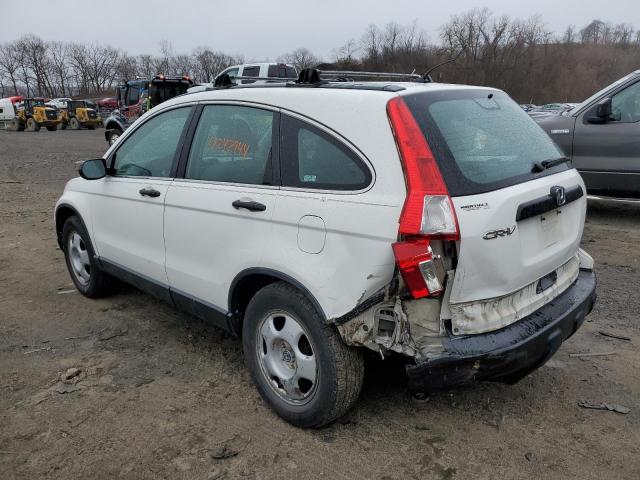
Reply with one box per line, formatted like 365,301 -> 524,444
404,90 -> 566,196
610,81 -> 640,123
127,87 -> 140,106
267,65 -> 297,79
112,107 -> 191,177
281,115 -> 371,190
185,105 -> 275,185
242,66 -> 260,84
149,81 -> 190,106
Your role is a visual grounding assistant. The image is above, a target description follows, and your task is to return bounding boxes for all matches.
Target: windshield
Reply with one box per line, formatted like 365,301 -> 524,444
403,89 -> 566,196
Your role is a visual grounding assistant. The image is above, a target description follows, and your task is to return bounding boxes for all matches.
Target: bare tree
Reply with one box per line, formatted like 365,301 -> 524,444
0,42 -> 22,95
279,48 -> 320,71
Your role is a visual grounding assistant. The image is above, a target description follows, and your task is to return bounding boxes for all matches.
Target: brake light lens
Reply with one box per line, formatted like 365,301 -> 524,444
386,97 -> 459,239
387,96 -> 458,299
392,239 -> 443,299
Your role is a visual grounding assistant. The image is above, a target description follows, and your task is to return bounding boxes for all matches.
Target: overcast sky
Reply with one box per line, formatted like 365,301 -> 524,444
1,0 -> 638,60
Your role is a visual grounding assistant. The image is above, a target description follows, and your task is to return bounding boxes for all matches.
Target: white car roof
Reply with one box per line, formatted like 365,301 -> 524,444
165,81 -> 496,112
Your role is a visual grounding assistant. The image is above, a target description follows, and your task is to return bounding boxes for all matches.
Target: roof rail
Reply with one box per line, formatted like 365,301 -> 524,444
296,68 -> 430,84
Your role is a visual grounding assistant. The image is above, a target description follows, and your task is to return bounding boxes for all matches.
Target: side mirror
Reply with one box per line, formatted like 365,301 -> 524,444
79,158 -> 107,180
596,97 -> 612,118
587,98 -> 613,124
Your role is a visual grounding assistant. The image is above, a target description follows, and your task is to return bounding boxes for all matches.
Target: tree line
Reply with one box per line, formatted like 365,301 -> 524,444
1,9 -> 639,104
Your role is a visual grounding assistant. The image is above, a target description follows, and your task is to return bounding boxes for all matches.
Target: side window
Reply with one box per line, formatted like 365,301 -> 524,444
611,81 -> 640,123
280,115 -> 371,191
185,105 -> 275,185
127,87 -> 140,106
224,68 -> 239,79
241,66 -> 260,84
112,107 -> 191,178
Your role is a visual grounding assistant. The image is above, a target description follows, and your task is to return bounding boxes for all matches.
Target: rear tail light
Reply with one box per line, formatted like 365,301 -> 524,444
392,239 -> 443,299
387,96 -> 458,298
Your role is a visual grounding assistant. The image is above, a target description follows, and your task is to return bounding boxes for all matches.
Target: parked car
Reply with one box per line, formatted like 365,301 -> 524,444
535,70 -> 640,198
520,103 -> 537,112
46,97 -> 72,109
188,63 -> 298,93
55,72 -> 596,427
97,97 -> 118,110
527,103 -> 577,118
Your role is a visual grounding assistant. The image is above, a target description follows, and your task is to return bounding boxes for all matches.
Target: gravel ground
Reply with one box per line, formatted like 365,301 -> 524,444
0,129 -> 638,480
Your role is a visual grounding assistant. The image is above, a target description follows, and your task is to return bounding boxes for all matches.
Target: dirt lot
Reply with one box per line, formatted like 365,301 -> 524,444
0,129 -> 638,480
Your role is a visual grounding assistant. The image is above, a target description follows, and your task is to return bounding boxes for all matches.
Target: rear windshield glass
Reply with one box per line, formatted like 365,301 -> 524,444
149,81 -> 190,105
403,90 -> 567,196
268,65 -> 297,78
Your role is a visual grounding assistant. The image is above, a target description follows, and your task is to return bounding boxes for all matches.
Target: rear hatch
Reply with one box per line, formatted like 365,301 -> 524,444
402,88 -> 586,322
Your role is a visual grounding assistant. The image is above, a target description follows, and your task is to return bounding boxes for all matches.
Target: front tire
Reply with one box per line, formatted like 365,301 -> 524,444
26,117 -> 40,132
107,128 -> 123,145
243,282 -> 364,428
69,117 -> 80,130
62,216 -> 111,298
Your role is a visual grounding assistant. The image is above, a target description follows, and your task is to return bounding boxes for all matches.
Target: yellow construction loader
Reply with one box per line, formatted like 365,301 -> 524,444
8,98 -> 61,132
58,100 -> 102,130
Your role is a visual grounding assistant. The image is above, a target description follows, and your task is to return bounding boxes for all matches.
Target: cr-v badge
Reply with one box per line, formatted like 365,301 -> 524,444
483,225 -> 516,240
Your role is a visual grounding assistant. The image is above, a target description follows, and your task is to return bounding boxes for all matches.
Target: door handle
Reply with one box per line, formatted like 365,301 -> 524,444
232,199 -> 266,212
139,187 -> 161,198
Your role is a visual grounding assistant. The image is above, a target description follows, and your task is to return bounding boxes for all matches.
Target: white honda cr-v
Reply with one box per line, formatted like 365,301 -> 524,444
55,70 -> 597,428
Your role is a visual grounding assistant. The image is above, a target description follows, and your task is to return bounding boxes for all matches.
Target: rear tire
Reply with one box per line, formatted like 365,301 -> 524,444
69,117 -> 80,130
62,216 -> 111,298
26,117 -> 40,132
243,282 -> 364,428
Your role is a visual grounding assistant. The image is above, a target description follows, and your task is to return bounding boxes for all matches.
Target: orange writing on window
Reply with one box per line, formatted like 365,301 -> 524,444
207,136 -> 250,157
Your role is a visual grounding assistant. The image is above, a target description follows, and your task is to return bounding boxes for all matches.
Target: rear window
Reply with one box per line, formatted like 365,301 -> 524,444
149,81 -> 190,105
268,65 -> 297,79
403,90 -> 567,196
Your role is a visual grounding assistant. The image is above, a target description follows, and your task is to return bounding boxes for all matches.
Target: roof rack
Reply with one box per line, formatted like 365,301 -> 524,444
201,67 -> 434,92
296,68 -> 431,85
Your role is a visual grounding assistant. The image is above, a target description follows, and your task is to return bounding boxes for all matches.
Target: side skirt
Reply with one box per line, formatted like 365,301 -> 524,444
98,258 -> 232,333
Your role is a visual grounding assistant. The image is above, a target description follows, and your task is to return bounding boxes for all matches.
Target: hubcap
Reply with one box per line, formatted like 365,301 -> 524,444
68,231 -> 91,286
256,311 -> 318,404
109,132 -> 120,145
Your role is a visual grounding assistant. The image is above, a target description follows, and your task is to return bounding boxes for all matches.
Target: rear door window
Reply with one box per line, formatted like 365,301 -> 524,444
280,115 -> 371,191
267,65 -> 297,79
241,66 -> 260,84
403,90 -> 566,196
185,105 -> 275,185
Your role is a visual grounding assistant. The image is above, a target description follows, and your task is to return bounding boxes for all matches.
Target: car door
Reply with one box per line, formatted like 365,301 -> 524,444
164,103 -> 278,318
265,113 -> 398,319
573,79 -> 640,197
90,106 -> 194,293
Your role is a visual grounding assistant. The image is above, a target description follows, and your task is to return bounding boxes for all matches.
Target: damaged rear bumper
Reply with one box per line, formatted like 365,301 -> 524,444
406,269 -> 597,393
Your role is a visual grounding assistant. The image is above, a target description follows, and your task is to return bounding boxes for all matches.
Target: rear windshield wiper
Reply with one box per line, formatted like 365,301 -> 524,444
531,156 -> 571,173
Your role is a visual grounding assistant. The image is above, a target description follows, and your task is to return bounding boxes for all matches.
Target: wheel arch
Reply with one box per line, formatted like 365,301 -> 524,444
227,268 -> 327,335
55,203 -> 90,250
